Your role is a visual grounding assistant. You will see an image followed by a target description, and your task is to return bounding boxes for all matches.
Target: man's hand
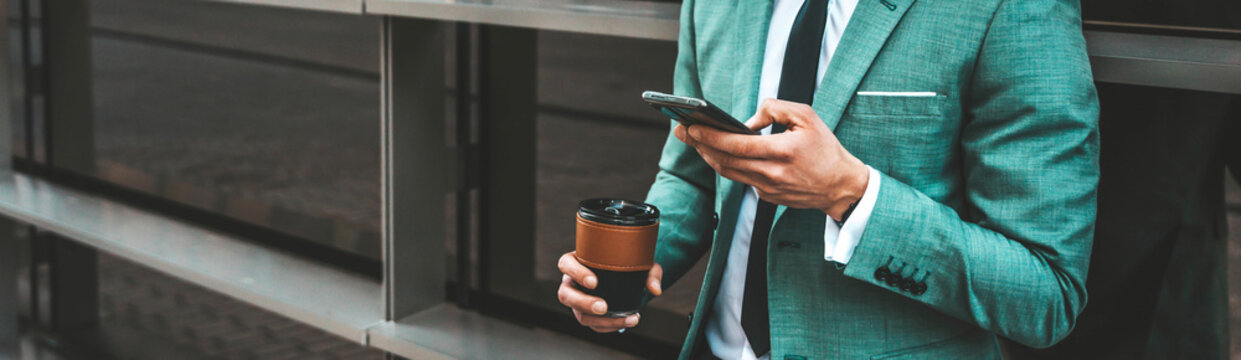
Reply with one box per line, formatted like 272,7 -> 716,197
556,252 -> 663,333
674,98 -> 869,220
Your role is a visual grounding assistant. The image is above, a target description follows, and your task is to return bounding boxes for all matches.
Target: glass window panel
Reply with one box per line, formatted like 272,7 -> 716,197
8,0 -> 25,160
88,0 -> 382,261
1084,0 -> 1241,32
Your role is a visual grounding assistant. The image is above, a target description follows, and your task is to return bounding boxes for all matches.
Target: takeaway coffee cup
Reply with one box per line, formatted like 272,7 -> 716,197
574,198 -> 660,317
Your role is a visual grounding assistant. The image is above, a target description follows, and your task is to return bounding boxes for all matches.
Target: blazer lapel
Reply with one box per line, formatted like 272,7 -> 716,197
774,0 -> 916,222
728,0 -> 773,119
716,0 -> 774,247
812,0 -> 916,131
687,3 -> 776,352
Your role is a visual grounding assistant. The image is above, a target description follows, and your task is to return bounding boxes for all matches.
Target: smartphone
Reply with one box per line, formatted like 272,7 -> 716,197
642,91 -> 758,135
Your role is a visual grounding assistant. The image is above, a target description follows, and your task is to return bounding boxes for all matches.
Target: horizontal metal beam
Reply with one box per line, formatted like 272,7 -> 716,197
190,0 -> 1241,94
0,171 -> 657,358
365,0 -> 679,41
359,1 -> 1241,94
1086,31 -> 1241,94
0,173 -> 383,343
366,304 -> 640,360
204,0 -> 364,14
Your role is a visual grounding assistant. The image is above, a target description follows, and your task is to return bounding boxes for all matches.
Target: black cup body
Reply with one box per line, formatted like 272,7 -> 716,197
581,268 -> 648,317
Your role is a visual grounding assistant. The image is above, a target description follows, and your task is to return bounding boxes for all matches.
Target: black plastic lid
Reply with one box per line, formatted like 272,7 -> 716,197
577,198 -> 660,226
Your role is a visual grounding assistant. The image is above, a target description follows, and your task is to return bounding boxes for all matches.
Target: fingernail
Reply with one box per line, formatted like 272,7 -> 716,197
625,315 -> 639,326
592,301 -> 607,314
585,276 -> 597,289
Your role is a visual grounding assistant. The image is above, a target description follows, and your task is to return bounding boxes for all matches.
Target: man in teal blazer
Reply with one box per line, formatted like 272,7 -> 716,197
556,0 -> 1099,358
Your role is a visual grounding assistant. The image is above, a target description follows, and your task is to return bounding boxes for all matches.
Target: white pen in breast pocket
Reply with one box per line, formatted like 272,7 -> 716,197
856,91 -> 938,97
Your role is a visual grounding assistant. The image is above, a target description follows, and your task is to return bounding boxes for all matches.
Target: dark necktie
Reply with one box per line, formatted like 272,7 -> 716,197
740,0 -> 828,356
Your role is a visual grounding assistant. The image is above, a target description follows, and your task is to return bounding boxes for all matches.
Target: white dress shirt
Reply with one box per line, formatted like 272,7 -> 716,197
703,0 -> 882,358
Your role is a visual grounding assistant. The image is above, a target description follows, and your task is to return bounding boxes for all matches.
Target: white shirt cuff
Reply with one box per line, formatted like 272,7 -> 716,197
823,166 -> 881,264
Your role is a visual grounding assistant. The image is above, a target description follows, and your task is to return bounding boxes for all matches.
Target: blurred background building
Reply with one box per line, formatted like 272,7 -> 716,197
0,0 -> 1236,359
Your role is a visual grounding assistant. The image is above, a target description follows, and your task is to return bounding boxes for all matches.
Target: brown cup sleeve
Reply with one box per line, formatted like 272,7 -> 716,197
574,214 -> 658,272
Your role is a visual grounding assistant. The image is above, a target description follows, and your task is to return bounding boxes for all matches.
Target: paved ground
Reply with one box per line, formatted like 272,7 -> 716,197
13,251 -> 381,360
95,254 -> 381,360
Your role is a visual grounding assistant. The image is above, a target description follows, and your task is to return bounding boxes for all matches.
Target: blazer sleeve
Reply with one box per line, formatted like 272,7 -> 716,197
839,0 -> 1100,349
644,0 -> 717,289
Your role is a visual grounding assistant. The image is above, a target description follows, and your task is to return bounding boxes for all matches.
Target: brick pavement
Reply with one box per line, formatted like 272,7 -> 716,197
95,254 -> 381,360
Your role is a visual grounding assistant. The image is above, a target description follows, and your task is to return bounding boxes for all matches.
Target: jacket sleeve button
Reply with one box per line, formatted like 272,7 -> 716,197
711,213 -> 719,229
885,273 -> 904,287
900,278 -> 915,292
873,267 -> 890,282
912,282 -> 928,295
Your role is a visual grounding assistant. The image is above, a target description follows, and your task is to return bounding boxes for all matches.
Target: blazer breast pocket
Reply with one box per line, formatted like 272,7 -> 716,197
838,92 -> 954,188
845,91 -> 946,118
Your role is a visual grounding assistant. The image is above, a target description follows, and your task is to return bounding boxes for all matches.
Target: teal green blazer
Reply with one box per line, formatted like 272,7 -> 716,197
644,0 -> 1100,358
